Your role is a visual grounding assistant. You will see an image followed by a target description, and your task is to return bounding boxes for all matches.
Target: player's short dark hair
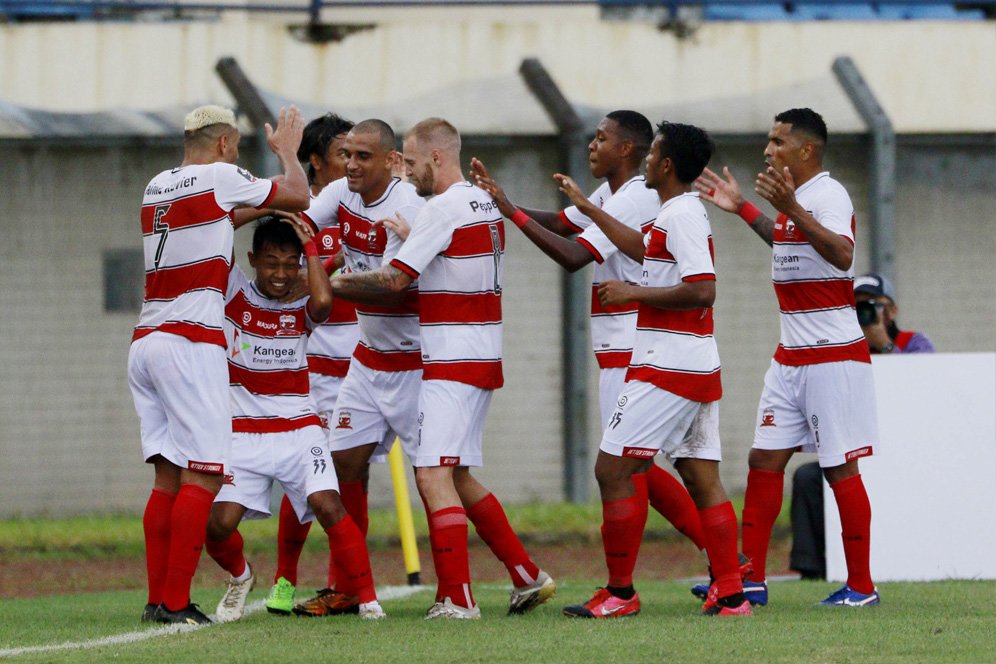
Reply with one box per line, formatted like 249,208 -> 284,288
655,121 -> 714,184
298,113 -> 354,183
352,118 -> 397,153
252,216 -> 303,256
774,108 -> 828,145
606,110 -> 653,162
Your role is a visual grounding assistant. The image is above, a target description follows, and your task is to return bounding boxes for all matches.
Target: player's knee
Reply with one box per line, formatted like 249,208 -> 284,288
308,492 -> 347,528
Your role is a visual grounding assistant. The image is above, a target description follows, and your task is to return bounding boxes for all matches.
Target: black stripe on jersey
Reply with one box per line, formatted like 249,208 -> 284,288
779,305 -> 855,316
141,214 -> 229,237
420,321 -> 502,328
143,254 -> 229,274
779,336 -> 865,350
628,362 -> 720,375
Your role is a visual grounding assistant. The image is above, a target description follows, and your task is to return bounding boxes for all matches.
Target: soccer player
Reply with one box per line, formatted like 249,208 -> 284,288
330,118 -> 555,619
204,217 -> 382,622
128,104 -> 310,624
265,113 -> 362,616
292,119 -> 426,616
554,121 -> 750,618
470,111 -> 713,561
694,108 -> 880,607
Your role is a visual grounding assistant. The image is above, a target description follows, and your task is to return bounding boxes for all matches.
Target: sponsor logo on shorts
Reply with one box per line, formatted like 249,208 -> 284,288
622,447 -> 656,459
845,446 -> 873,461
223,473 -> 235,486
336,411 -> 352,429
440,456 -> 461,466
310,446 -> 324,457
760,408 -> 777,427
318,413 -> 330,429
188,460 -> 224,474
617,395 -> 628,408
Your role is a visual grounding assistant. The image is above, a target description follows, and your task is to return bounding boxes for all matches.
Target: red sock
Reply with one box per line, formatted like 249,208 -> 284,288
162,484 -> 215,612
646,465 -> 707,550
699,501 -> 743,598
339,481 -> 369,537
601,474 -> 649,588
466,493 -> 540,588
831,474 -> 874,594
741,468 -> 784,582
143,488 -> 176,605
275,495 -> 311,586
325,516 -> 376,603
205,530 -> 247,578
428,506 -> 474,608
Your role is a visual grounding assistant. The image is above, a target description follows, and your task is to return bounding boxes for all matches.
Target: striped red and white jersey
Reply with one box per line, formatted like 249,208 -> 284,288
770,172 -> 870,366
305,225 -> 360,380
301,177 -> 424,372
561,177 -> 660,369
134,162 -> 276,348
390,182 -> 504,390
626,192 -> 721,403
224,265 -> 325,434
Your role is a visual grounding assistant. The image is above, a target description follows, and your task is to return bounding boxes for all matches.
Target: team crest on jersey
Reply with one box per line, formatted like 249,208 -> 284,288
336,411 -> 353,429
276,313 -> 297,336
784,220 -> 797,239
223,472 -> 235,486
760,408 -> 777,427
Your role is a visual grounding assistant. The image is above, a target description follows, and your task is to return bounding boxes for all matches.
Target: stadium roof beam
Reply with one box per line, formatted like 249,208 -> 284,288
833,55 -> 897,285
519,57 -> 591,504
215,56 -> 280,182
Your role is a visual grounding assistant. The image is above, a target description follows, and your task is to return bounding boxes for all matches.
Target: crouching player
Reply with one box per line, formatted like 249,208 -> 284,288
204,217 -> 383,622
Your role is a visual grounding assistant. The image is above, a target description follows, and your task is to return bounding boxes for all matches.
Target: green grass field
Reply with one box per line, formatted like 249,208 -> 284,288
2,508 -> 994,663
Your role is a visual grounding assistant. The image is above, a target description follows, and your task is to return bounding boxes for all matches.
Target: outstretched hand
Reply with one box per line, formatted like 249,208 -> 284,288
265,106 -> 305,158
755,166 -> 797,214
694,167 -> 744,213
470,158 -> 516,217
372,211 -> 411,241
277,213 -> 315,244
553,173 -> 592,213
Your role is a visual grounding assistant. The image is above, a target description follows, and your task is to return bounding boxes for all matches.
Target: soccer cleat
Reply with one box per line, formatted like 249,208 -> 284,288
154,603 -> 213,625
215,563 -> 256,623
359,600 -> 387,620
819,584 -> 880,607
265,577 -> 296,616
508,570 -> 557,615
424,597 -> 481,620
701,584 -> 753,616
141,603 -> 159,623
293,588 -> 360,616
562,588 -> 640,619
691,553 -> 755,601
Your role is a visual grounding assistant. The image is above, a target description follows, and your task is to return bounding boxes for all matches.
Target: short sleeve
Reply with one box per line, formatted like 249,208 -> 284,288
212,163 -> 275,212
390,203 -> 455,277
560,183 -> 610,233
575,193 -> 644,263
667,209 -> 715,282
813,180 -> 855,242
301,178 -> 347,231
382,198 -> 426,265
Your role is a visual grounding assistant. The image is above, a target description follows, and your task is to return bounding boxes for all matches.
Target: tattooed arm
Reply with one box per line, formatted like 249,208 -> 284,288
330,264 -> 414,307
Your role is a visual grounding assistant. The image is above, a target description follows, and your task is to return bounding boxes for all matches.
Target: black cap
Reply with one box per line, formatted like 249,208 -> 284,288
854,273 -> 896,302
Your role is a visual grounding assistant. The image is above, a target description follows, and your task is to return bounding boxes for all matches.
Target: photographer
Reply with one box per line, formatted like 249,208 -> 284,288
854,273 -> 935,354
789,272 -> 934,580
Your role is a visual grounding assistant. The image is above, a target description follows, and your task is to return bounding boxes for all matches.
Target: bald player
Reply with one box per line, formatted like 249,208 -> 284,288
129,105 -> 309,624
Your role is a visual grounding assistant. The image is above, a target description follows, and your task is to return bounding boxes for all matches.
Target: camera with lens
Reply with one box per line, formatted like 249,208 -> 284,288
856,300 -> 882,326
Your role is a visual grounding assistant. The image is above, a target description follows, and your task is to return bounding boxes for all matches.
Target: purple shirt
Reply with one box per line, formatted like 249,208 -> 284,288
896,331 -> 935,353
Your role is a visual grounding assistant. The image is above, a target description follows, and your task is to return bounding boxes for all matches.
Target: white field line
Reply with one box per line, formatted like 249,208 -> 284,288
0,584 -> 430,658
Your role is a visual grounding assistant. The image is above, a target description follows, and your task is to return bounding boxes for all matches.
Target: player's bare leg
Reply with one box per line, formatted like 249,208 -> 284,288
417,466 -> 479,619
205,501 -> 255,622
819,459 -> 878,606
563,453 -> 649,619
674,458 -> 750,616
455,469 -> 556,614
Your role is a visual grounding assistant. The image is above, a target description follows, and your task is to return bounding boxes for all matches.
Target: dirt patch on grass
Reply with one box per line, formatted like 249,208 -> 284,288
0,538 -> 793,599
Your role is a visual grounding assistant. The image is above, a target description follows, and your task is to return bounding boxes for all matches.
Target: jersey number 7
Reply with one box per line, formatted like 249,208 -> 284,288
152,204 -> 171,270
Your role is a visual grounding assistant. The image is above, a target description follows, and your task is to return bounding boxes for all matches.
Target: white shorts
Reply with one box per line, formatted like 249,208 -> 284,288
215,426 -> 338,523
128,332 -> 231,474
752,360 -> 879,468
415,380 -> 492,468
328,361 -> 421,463
309,372 -> 344,414
598,367 -> 628,431
600,380 -> 722,463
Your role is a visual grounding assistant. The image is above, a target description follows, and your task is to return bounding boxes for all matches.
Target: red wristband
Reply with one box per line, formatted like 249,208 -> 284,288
510,209 -> 530,229
303,241 -> 318,258
321,256 -> 336,275
738,201 -> 762,226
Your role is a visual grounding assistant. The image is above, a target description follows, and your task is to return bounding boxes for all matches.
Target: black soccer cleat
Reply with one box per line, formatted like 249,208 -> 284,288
154,602 -> 213,625
141,603 -> 159,622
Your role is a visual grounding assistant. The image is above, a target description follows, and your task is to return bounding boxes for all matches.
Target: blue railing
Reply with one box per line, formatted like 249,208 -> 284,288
0,1 -> 992,22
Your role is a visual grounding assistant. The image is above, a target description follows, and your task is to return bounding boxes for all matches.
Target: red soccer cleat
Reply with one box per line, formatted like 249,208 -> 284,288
563,588 -> 641,619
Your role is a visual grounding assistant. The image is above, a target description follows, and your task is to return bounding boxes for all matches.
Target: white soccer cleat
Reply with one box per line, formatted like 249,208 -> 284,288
508,570 -> 557,614
424,597 -> 481,620
215,563 -> 256,623
359,600 -> 387,620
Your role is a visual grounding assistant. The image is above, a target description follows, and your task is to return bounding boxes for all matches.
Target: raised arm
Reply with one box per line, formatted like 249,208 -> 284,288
469,158 -> 576,236
471,158 -> 593,272
553,173 -> 646,263
695,166 -> 776,247
755,166 -> 853,271
283,217 -> 332,321
262,106 -> 310,213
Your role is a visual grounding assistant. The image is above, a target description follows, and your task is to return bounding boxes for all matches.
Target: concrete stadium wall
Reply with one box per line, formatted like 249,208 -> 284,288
1,134 -> 992,517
